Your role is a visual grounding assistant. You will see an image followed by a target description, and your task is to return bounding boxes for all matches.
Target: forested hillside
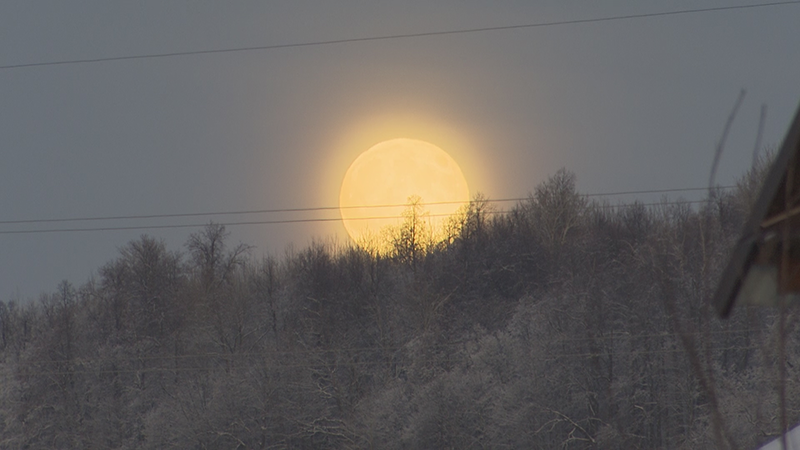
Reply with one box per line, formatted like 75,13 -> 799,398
1,168 -> 798,449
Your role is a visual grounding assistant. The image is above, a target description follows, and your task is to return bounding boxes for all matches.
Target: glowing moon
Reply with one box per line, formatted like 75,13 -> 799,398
339,138 -> 470,245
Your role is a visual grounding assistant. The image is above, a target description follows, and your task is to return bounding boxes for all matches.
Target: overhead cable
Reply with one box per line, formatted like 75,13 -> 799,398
0,185 -> 735,226
1,2 -> 797,70
0,199 -> 722,235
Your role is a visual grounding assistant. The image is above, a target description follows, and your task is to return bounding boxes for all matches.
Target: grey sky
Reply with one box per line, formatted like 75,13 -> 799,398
2,1 -> 799,299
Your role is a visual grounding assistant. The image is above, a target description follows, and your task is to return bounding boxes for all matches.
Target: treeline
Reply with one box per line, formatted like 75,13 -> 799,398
0,168 -> 798,449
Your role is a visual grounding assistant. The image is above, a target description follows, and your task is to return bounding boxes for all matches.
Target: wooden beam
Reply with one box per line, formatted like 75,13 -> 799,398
762,204 -> 800,229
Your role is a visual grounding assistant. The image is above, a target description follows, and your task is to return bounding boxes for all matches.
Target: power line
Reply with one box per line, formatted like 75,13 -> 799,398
583,185 -> 736,198
1,2 -> 797,70
0,185 -> 734,226
0,211 -> 507,235
0,198 -> 726,235
0,213 -> 445,235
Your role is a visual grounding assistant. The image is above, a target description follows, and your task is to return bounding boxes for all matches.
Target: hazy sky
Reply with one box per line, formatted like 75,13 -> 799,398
2,1 -> 799,299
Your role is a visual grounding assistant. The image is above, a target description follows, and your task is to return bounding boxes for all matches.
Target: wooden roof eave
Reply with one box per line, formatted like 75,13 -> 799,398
714,102 -> 800,318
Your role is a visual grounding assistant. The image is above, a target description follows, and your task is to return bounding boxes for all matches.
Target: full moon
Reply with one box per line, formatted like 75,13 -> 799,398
339,138 -> 470,246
